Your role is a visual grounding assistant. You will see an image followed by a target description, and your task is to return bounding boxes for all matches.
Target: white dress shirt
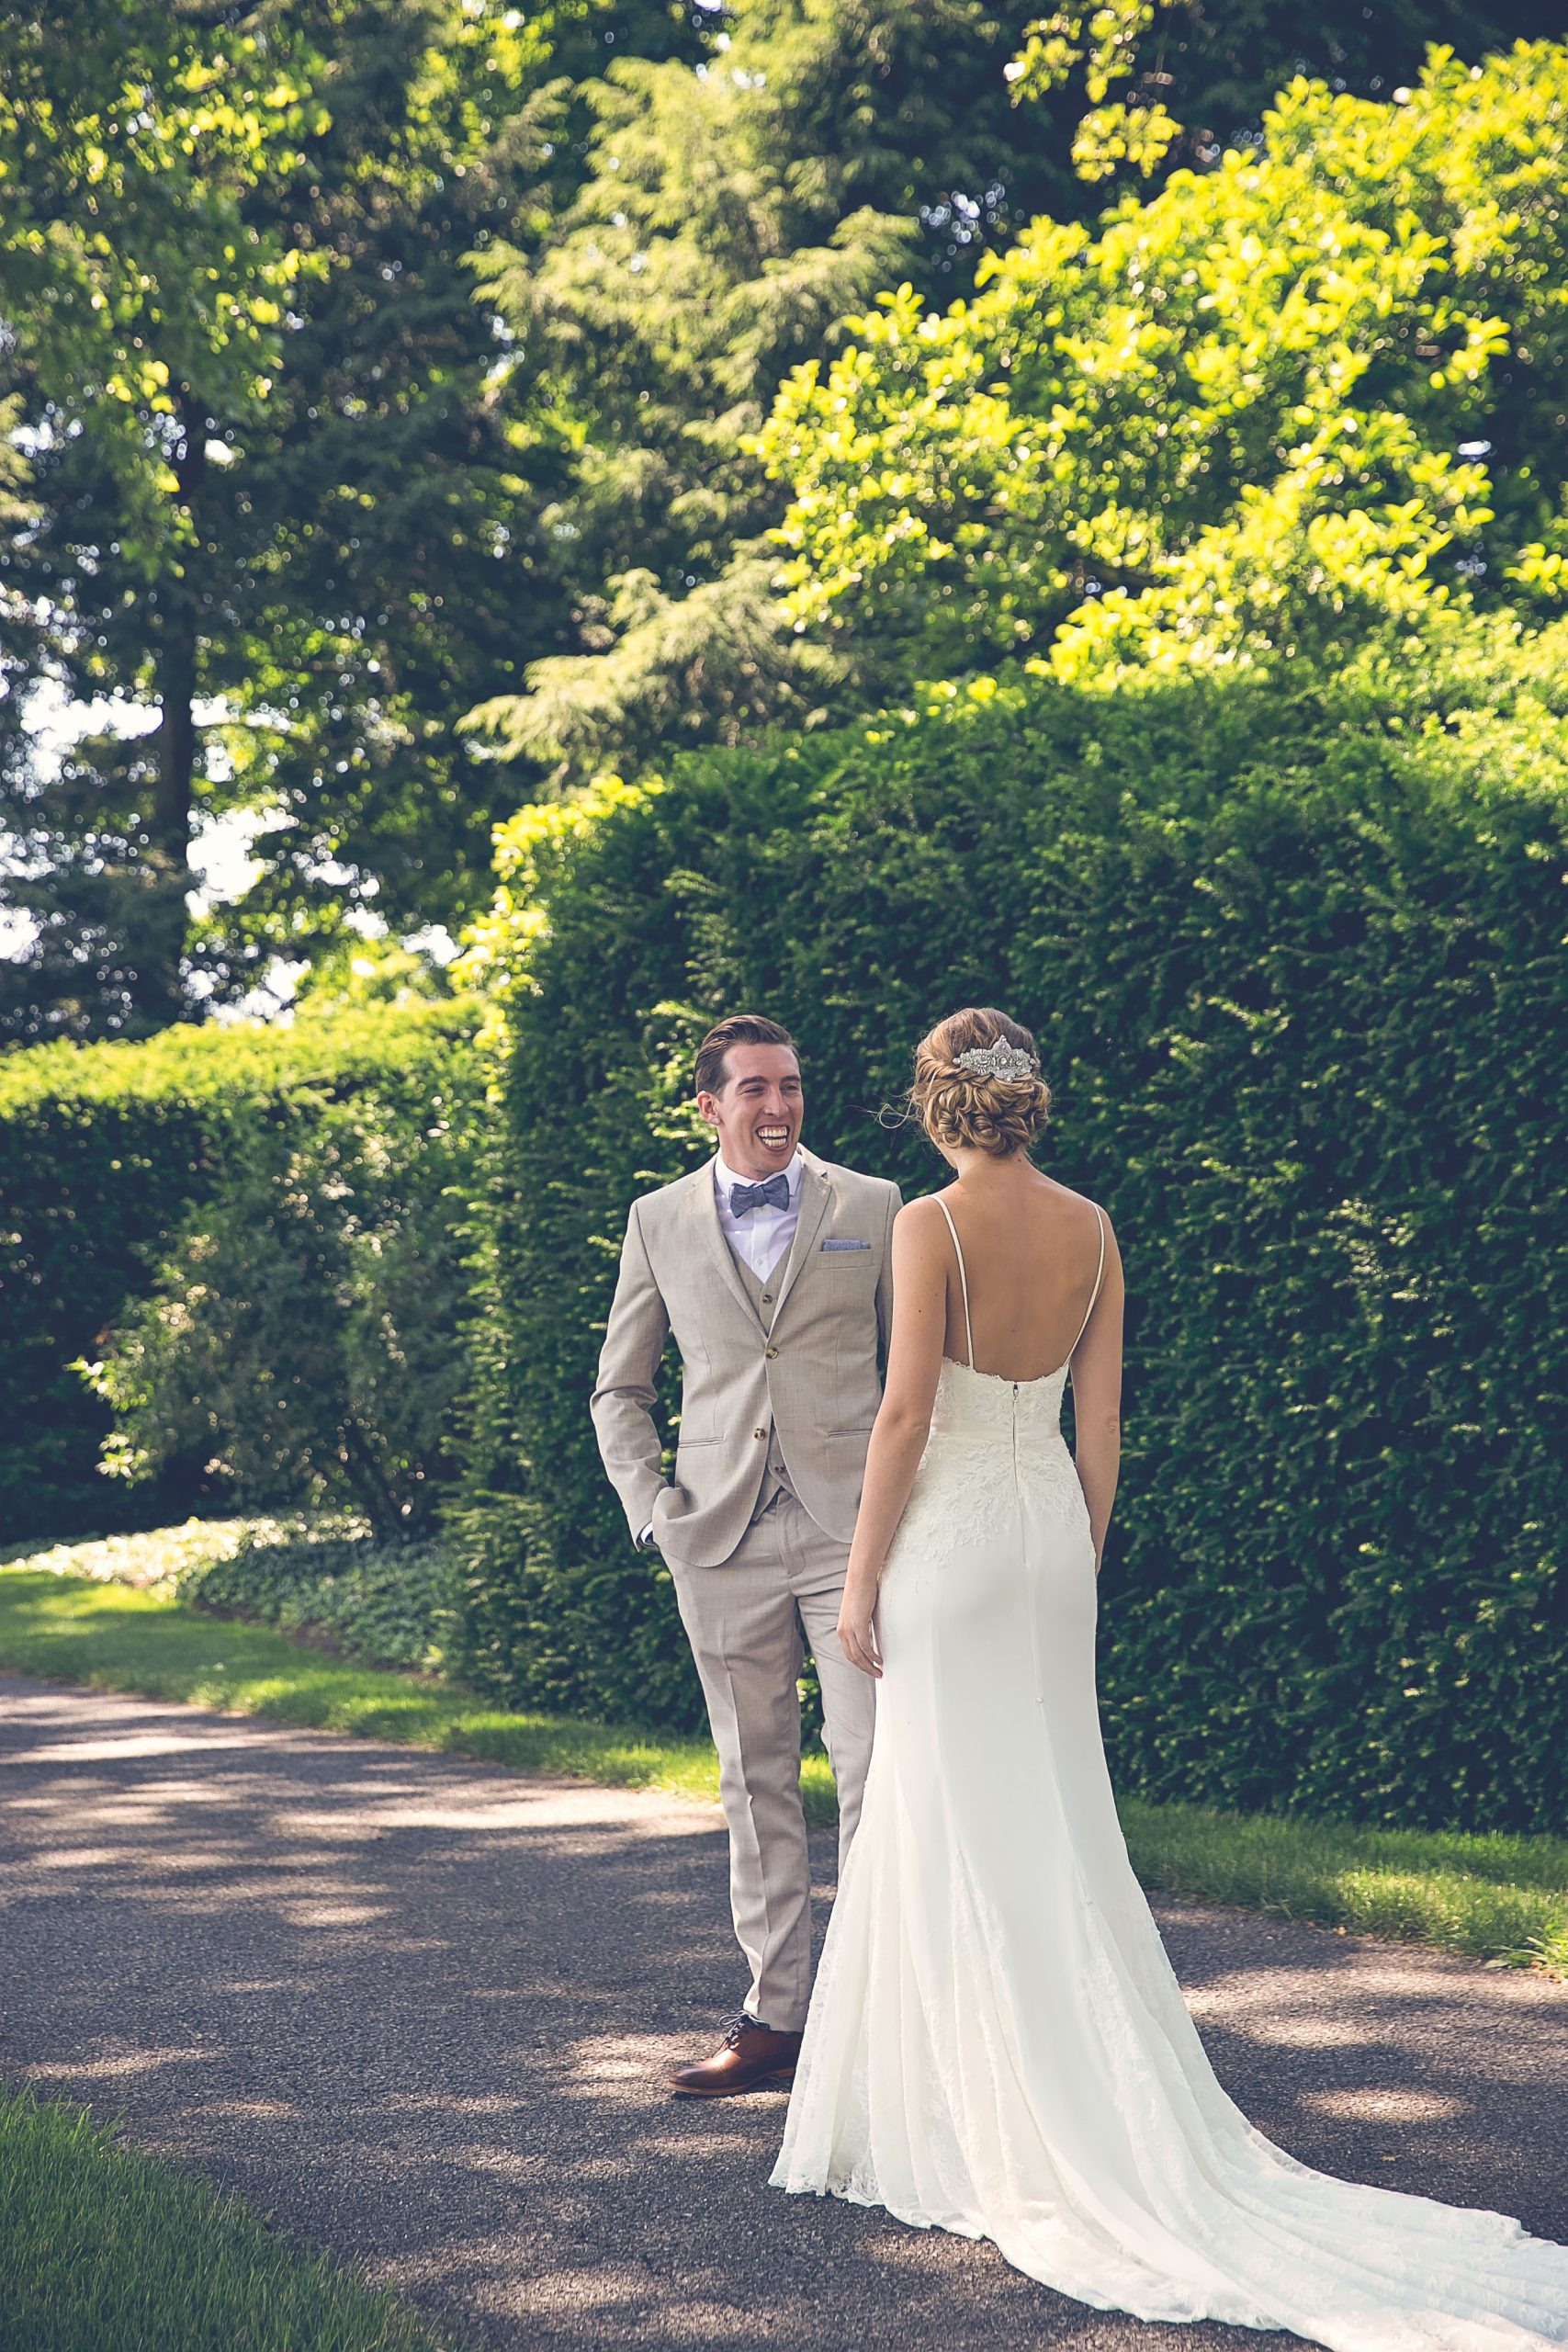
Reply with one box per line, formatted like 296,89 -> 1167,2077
714,1149 -> 803,1283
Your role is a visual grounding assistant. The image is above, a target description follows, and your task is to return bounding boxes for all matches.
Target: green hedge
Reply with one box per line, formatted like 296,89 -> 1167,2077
0,1002 -> 479,1543
456,640 -> 1568,1834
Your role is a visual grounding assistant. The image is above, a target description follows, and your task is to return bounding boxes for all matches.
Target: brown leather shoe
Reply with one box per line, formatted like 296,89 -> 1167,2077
668,2012 -> 803,2097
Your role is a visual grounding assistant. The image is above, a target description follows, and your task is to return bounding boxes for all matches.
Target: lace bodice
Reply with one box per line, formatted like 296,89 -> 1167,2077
928,1352 -> 1068,1442
888,1356 -> 1089,1573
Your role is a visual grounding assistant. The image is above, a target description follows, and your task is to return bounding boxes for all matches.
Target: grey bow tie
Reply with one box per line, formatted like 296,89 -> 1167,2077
730,1174 -> 790,1216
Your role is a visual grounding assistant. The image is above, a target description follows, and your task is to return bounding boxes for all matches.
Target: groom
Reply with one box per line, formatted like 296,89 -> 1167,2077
592,1013 -> 901,2096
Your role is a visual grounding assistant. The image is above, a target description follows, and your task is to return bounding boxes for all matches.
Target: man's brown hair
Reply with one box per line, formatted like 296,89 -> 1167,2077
694,1013 -> 799,1097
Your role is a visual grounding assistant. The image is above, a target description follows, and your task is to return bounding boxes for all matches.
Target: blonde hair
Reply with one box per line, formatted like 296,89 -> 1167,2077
908,1007 -> 1052,1159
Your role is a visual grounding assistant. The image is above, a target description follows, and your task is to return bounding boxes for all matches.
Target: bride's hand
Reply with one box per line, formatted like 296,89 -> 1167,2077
837,1581 -> 883,1679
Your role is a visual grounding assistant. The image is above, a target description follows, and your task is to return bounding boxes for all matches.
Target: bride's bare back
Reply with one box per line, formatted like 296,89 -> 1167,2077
935,1170 -> 1108,1383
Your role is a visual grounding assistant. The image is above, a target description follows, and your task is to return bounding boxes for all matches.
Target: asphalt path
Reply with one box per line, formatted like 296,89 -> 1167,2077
3,1671 -> 1566,2352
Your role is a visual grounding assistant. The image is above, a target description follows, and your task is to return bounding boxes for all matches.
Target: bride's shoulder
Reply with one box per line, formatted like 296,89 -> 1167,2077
891,1192 -> 959,1248
892,1191 -> 985,1269
1044,1177 -> 1115,1227
1053,1183 -> 1121,1260
1041,1182 -> 1122,1276
893,1189 -> 954,1227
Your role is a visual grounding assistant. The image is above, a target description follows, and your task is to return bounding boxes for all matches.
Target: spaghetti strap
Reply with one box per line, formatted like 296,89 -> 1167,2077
934,1194 -> 974,1369
1068,1206 -> 1107,1359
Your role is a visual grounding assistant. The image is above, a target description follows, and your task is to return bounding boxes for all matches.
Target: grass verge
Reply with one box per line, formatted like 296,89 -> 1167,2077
0,1566 -> 751,1812
0,2081 -> 448,2352
1118,1798 -> 1568,1977
3,1563 -> 1565,1978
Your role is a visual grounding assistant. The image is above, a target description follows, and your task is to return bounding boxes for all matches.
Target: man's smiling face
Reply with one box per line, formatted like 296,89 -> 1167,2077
696,1042 -> 804,1182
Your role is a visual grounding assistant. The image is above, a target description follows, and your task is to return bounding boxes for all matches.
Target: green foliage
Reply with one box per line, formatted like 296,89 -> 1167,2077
0,0 -> 601,1041
0,5 -> 329,526
1006,0 -> 1182,179
0,3 -> 330,1038
471,5 -> 1564,784
0,1002 -> 478,1544
457,636 -> 1568,1832
467,0 -> 1016,787
290,937 -> 456,1016
999,1 -> 1562,185
759,42 -> 1568,692
6,1 -> 1560,1032
0,2080 -> 447,2352
181,1522 -> 461,1673
87,1093 -> 475,1533
0,1514 -> 279,1589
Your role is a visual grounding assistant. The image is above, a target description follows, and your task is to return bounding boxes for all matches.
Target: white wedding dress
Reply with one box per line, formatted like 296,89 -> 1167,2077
772,1202 -> 1568,2351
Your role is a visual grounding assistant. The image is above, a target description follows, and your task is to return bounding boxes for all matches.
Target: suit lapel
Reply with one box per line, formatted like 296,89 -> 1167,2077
687,1158 -> 765,1330
770,1152 -> 831,1319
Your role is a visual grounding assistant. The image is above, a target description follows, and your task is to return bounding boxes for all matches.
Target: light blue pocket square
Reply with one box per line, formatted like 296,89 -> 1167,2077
821,1237 -> 871,1251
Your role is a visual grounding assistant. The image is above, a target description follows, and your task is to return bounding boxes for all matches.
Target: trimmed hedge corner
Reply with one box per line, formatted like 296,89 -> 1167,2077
455,656 -> 1568,1834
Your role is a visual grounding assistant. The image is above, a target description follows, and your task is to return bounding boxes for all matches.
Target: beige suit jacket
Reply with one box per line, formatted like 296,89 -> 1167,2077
591,1148 -> 902,1568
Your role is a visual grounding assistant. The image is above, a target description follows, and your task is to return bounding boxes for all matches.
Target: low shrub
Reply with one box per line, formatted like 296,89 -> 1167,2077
0,1001 -> 479,1542
88,1091 -> 474,1533
182,1523 -> 460,1675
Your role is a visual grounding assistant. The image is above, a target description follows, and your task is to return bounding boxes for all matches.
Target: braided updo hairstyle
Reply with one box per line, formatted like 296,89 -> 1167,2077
908,1007 -> 1052,1159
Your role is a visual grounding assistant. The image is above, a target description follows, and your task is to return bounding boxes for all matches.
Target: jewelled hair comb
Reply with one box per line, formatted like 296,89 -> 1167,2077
953,1042 -> 1038,1081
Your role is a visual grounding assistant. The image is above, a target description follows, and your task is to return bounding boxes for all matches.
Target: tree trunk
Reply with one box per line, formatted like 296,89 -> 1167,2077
142,388 -> 208,1026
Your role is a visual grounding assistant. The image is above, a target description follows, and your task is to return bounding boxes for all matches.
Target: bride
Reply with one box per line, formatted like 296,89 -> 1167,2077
771,1006 -> 1568,2351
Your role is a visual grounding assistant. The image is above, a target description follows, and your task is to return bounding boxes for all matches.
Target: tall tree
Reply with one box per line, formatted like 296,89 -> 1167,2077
1004,0 -> 1562,183
466,0 -> 1084,786
6,0 -> 1561,1045
0,0 -> 326,1037
755,42 -> 1568,691
466,0 -> 1560,787
0,0 -> 688,1043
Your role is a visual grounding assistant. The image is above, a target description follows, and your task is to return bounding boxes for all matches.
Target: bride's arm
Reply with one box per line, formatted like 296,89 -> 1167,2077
1070,1216 -> 1124,1572
837,1201 -> 948,1679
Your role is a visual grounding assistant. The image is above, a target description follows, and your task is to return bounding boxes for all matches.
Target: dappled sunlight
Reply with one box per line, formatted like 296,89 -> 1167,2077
380,2091 -> 532,2116
211,1976 -> 318,1996
565,2032 -> 682,2087
4,1729 -> 289,1764
23,2043 -> 217,2082
5,1674 -> 1566,2352
1301,2090 -> 1468,2123
278,1899 -> 390,1927
267,1784 -> 719,1839
635,2127 -> 776,2159
1152,1899 -> 1568,2227
474,2267 -> 756,2334
1227,2015 -> 1382,2050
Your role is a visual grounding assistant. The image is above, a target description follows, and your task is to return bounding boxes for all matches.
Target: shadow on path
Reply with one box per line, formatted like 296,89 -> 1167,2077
3,1674 -> 1565,2351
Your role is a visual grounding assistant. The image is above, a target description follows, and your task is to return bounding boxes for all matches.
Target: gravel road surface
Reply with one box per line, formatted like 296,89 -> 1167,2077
3,1672 -> 1565,2351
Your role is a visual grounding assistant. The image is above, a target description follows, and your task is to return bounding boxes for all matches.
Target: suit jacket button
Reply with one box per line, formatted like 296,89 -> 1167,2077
753,1428 -> 766,1441
764,1345 -> 778,1359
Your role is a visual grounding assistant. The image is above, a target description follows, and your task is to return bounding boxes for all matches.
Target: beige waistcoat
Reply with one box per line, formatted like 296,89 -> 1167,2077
591,1149 -> 901,1567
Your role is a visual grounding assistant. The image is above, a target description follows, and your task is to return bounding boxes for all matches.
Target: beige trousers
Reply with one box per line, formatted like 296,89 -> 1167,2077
666,1490 -> 876,2032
